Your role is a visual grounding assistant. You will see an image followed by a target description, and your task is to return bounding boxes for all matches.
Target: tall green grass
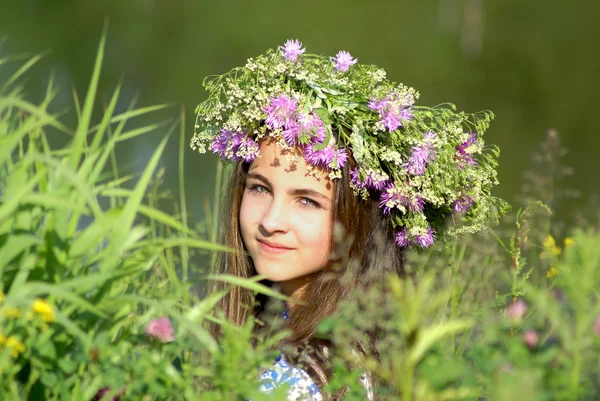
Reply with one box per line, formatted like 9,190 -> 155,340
1,33 -> 599,400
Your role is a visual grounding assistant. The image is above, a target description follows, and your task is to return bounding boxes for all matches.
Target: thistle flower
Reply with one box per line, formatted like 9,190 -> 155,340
414,227 -> 435,248
283,112 -> 326,146
395,228 -> 411,248
305,144 -> 347,170
350,169 -> 390,191
455,132 -> 478,168
234,134 -> 260,163
146,317 -> 175,343
379,183 -> 425,215
368,96 -> 412,132
280,39 -> 305,62
332,50 -> 357,72
453,195 -> 474,213
210,129 -> 234,159
506,299 -> 528,321
264,94 -> 298,130
523,330 -> 538,349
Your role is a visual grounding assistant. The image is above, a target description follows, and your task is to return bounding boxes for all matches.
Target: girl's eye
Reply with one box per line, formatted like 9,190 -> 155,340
299,197 -> 321,209
247,184 -> 270,195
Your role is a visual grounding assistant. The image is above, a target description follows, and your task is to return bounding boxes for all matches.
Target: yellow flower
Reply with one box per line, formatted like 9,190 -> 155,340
0,332 -> 6,345
5,336 -> 25,358
564,237 -> 575,247
0,292 -> 4,304
541,235 -> 561,259
33,298 -> 56,323
546,266 -> 560,279
2,307 -> 22,318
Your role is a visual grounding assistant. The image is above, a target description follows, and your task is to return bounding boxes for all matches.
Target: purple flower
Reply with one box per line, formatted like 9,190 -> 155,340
453,195 -> 474,213
210,129 -> 233,159
455,132 -> 478,168
415,227 -> 435,248
283,113 -> 326,146
235,135 -> 260,163
506,299 -> 528,321
403,146 -> 432,175
304,144 -> 347,169
368,96 -> 413,132
146,317 -> 175,343
595,316 -> 600,336
264,94 -> 298,130
523,330 -> 538,349
332,50 -> 357,72
349,169 -> 389,192
379,182 -> 425,215
280,39 -> 305,62
395,228 -> 411,248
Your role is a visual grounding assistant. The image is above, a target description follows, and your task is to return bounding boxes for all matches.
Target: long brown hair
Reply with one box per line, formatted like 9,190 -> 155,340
208,143 -> 404,394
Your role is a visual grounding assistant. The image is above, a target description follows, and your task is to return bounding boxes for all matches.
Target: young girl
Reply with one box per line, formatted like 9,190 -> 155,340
192,40 -> 504,400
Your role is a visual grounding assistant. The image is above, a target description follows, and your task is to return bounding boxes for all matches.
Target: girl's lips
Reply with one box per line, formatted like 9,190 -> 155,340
257,239 -> 294,253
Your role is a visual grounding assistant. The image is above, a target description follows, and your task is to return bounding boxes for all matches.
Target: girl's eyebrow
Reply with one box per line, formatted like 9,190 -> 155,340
246,172 -> 331,201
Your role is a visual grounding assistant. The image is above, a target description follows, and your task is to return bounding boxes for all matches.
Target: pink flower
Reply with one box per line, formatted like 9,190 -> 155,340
595,316 -> 600,336
146,317 -> 175,343
506,299 -> 528,321
523,330 -> 538,348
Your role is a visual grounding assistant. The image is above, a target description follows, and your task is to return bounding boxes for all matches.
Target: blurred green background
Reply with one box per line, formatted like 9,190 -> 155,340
1,0 -> 598,231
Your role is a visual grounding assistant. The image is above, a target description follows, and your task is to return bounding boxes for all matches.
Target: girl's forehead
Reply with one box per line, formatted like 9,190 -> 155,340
250,140 -> 333,193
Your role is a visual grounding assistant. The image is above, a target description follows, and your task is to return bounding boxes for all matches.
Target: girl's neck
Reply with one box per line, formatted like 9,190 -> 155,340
280,275 -> 311,309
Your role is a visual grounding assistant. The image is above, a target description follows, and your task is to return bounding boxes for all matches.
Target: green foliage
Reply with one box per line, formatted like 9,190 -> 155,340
1,35 -> 600,401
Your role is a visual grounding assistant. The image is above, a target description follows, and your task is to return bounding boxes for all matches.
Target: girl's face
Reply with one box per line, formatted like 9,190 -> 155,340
239,140 -> 334,291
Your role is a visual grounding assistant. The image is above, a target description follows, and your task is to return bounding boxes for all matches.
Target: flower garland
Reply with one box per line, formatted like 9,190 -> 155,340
192,39 -> 509,248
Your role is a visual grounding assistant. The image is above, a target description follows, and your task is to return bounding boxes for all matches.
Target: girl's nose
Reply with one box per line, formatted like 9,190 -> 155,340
259,199 -> 290,234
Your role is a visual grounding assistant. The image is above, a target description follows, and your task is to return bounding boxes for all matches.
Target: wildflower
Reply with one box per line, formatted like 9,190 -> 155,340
234,135 -> 260,163
595,316 -> 600,336
403,142 -> 435,176
0,332 -> 5,345
564,237 -> 575,247
146,317 -> 175,343
506,299 -> 528,321
264,94 -> 298,130
283,113 -> 326,146
0,292 -> 4,303
332,50 -> 357,72
540,235 -> 561,259
368,97 -> 412,132
455,132 -> 478,168
414,227 -> 435,248
523,330 -> 538,349
5,335 -> 25,358
210,129 -> 234,159
453,195 -> 474,213
304,143 -> 347,170
350,168 -> 389,192
280,39 -> 305,62
33,298 -> 56,323
546,266 -> 560,278
395,228 -> 411,248
379,182 -> 424,215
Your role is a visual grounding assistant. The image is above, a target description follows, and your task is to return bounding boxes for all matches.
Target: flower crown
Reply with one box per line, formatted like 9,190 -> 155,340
192,39 -> 509,249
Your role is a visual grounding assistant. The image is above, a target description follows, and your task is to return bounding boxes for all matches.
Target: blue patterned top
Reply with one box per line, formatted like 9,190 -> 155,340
258,355 -> 322,401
